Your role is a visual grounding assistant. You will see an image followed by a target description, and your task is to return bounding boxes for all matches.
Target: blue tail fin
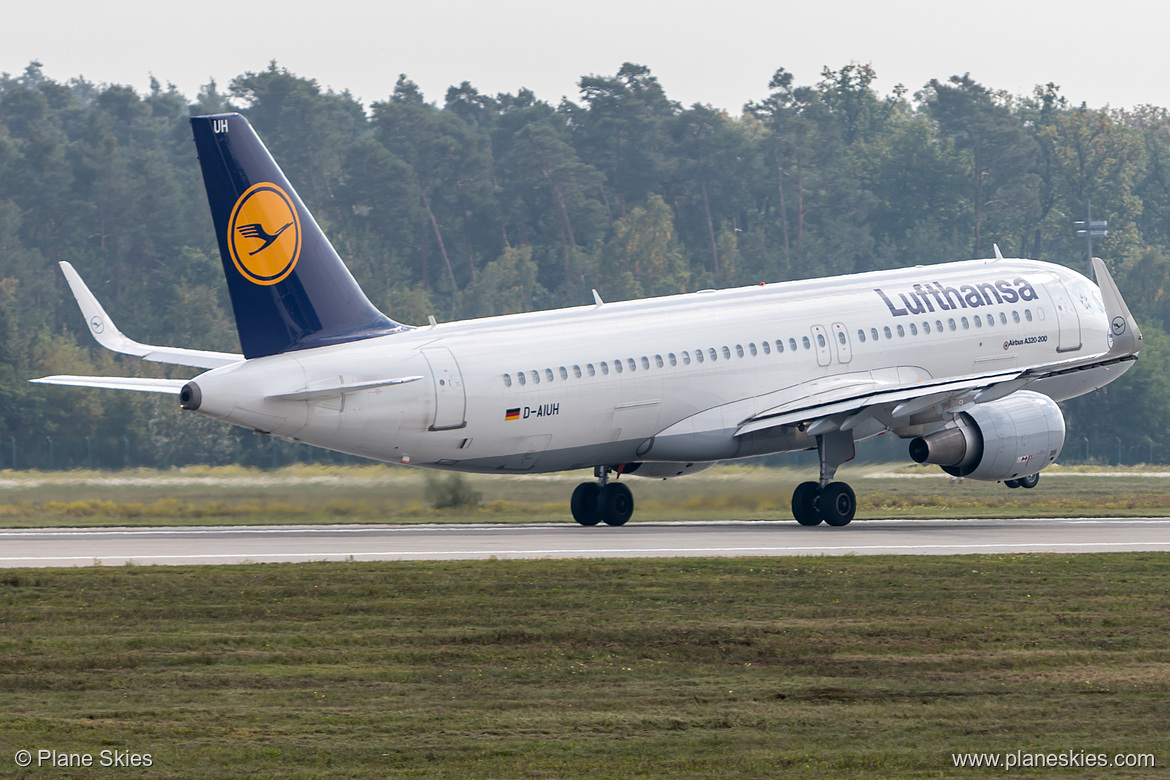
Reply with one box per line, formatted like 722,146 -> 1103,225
190,113 -> 406,359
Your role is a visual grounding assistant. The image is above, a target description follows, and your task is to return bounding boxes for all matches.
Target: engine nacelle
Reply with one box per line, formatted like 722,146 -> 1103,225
622,461 -> 717,479
908,391 -> 1065,482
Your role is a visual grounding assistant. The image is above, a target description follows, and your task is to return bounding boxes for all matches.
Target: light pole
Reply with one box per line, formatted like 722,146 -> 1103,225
1073,199 -> 1107,272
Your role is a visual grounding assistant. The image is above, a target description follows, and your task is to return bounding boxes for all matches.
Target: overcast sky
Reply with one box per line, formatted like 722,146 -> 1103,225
3,0 -> 1167,113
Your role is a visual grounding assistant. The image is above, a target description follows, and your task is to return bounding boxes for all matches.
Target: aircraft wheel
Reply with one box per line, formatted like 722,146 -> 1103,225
600,483 -> 634,526
1018,473 -> 1040,489
820,482 -> 856,527
792,481 -> 822,526
571,482 -> 601,526
1004,479 -> 1021,489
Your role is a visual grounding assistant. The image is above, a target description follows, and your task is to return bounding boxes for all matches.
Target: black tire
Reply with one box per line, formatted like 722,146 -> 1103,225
792,481 -> 822,526
820,482 -> 856,527
1018,473 -> 1040,489
600,483 -> 634,526
570,482 -> 601,526
1004,479 -> 1021,489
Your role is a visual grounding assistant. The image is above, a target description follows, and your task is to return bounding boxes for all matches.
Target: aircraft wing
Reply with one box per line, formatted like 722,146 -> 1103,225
30,376 -> 186,394
736,257 -> 1142,439
59,262 -> 243,369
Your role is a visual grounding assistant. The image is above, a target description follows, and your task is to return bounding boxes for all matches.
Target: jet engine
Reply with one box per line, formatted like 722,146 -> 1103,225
908,391 -> 1065,482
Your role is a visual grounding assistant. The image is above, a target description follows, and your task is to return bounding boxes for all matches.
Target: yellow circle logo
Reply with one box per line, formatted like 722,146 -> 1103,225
227,183 -> 302,285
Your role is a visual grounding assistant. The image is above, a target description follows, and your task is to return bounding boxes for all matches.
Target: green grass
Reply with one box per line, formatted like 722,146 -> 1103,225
0,555 -> 1166,777
2,463 -> 1170,527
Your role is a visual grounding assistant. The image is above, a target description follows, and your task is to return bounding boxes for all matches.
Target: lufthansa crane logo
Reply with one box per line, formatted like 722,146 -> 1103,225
227,183 -> 301,285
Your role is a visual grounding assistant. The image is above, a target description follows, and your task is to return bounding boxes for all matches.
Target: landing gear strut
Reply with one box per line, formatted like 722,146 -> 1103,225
791,430 -> 857,527
571,465 -> 634,527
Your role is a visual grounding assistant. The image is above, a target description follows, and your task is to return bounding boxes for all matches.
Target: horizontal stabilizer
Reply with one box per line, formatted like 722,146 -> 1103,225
60,262 -> 242,369
31,376 -> 187,394
267,376 -> 424,402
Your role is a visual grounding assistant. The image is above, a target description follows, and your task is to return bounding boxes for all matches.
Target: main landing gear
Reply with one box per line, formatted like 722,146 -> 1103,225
571,465 -> 634,527
1004,473 -> 1040,489
791,430 -> 857,527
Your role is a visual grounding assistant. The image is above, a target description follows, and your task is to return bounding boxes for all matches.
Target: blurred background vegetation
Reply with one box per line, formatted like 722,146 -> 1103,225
2,60 -> 1169,469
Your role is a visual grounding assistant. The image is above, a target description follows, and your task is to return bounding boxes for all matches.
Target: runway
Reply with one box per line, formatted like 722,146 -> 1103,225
2,517 -> 1169,567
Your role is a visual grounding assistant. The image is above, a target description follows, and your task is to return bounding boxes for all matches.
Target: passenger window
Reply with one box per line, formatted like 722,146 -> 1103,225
615,360 -> 623,374
909,323 -> 918,336
837,331 -> 846,345
628,358 -> 637,372
1000,312 -> 1008,325
974,316 -> 982,328
871,328 -> 879,341
857,329 -> 866,343
587,363 -> 596,377
801,336 -> 811,350
503,373 -> 512,387
923,321 -> 931,334
600,362 -> 609,375
1025,309 -> 1033,321
559,366 -> 568,380
695,349 -> 704,363
668,353 -> 678,366
935,320 -> 943,332
749,343 -> 757,356
573,365 -> 582,378
682,351 -> 691,365
948,318 -> 957,331
1012,311 -> 1020,323
986,314 -> 994,327
532,370 -> 540,384
735,345 -> 744,358
762,341 -> 771,354
961,317 -> 969,329
518,372 -> 526,386
546,368 -> 555,382
709,348 -> 718,361
816,334 -> 827,347
777,339 -> 786,353
654,355 -> 663,368
883,326 -> 892,339
722,346 -> 731,359
896,325 -> 904,337
789,338 -> 798,351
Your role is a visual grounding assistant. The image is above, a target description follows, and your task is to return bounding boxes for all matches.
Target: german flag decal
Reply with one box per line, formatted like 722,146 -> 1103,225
505,408 -> 520,421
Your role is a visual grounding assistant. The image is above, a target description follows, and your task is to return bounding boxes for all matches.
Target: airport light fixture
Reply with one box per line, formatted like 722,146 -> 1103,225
1073,199 -> 1107,270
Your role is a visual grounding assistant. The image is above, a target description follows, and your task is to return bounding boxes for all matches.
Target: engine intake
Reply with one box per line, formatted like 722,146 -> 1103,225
909,391 -> 1064,482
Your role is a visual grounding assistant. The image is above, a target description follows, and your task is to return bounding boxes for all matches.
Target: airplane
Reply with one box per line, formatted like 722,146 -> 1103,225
34,113 -> 1143,527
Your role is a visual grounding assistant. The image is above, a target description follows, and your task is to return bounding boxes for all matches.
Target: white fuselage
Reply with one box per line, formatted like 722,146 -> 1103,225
188,259 -> 1122,473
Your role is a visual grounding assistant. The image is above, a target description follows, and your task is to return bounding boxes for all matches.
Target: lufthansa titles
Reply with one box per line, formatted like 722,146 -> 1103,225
875,277 -> 1038,317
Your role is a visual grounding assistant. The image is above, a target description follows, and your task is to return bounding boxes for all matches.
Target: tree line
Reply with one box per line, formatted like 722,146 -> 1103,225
1,60 -> 1169,468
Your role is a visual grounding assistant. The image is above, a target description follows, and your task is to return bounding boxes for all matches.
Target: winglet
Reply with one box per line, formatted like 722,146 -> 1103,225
58,262 -> 242,369
1091,257 -> 1142,357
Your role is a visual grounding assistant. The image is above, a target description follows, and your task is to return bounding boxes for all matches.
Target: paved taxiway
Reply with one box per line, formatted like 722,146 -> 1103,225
1,517 -> 1169,567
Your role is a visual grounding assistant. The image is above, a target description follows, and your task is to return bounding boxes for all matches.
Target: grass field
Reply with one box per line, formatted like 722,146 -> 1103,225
0,554 -> 1165,778
2,462 -> 1170,527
